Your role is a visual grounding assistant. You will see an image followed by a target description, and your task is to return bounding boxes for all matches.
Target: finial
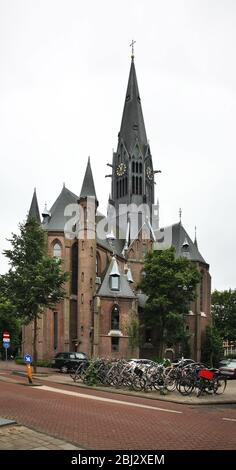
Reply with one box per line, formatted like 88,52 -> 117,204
130,39 -> 136,60
63,182 -> 65,188
34,187 -> 36,193
179,208 -> 182,223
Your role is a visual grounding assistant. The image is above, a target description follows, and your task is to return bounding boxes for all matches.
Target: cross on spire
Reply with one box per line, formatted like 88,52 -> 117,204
130,39 -> 136,60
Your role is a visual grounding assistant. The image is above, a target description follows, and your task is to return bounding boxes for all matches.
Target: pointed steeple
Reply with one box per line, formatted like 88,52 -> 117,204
28,188 -> 41,223
79,157 -> 98,202
119,59 -> 148,154
110,55 -> 155,224
194,226 -> 198,248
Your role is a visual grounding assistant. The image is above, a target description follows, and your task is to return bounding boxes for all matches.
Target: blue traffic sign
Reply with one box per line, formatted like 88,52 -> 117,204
24,354 -> 32,363
3,341 -> 10,349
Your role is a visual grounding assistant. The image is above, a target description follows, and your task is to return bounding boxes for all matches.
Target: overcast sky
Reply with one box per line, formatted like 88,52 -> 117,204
0,0 -> 235,291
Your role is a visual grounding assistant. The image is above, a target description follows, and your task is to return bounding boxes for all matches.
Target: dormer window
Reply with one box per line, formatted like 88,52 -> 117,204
109,256 -> 120,291
110,276 -> 120,291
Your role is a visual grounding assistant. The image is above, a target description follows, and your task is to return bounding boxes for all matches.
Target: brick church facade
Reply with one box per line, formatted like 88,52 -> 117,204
22,56 -> 211,362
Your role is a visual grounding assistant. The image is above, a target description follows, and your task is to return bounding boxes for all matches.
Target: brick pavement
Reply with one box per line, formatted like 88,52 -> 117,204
1,360 -> 236,405
0,361 -> 236,450
0,424 -> 81,450
0,376 -> 236,450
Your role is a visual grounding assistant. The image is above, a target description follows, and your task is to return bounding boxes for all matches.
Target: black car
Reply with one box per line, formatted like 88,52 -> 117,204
51,352 -> 88,373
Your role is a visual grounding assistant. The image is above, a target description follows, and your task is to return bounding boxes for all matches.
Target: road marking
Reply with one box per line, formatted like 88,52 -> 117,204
222,418 -> 236,422
35,385 -> 182,414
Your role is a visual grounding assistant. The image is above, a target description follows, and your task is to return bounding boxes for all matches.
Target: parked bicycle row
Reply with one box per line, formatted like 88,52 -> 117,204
69,357 -> 227,397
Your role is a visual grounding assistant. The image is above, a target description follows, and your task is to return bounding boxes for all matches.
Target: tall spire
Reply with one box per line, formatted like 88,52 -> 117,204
194,226 -> 198,248
79,157 -> 97,202
119,58 -> 148,154
27,188 -> 41,223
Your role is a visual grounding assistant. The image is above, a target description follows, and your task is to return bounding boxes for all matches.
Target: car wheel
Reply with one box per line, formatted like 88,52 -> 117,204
60,365 -> 68,374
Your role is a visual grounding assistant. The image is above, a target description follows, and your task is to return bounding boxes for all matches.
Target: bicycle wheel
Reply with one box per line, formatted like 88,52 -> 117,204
214,378 -> 227,395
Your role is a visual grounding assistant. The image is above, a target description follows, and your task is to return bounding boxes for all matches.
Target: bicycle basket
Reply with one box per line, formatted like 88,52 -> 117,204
198,369 -> 214,380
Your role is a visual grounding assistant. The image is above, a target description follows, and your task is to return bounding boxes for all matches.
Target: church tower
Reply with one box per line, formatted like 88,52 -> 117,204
77,158 -> 98,356
110,55 -> 155,220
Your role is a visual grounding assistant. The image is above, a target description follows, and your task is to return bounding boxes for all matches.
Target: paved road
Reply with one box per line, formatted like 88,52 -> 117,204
0,373 -> 235,450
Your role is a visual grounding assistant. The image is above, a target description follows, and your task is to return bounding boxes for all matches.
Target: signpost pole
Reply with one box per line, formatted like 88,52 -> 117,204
2,332 -> 10,363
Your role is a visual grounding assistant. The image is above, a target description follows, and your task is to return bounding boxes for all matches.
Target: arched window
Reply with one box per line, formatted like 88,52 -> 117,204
135,176 -> 139,194
139,176 -> 142,195
116,181 -> 119,199
122,178 -> 124,197
111,305 -> 119,330
132,176 -> 135,193
132,161 -> 135,173
125,177 -> 127,195
136,162 -> 139,173
53,242 -> 61,258
139,162 -> 142,173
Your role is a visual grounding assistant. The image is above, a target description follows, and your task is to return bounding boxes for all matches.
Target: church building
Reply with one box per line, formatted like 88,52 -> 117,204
22,53 -> 211,362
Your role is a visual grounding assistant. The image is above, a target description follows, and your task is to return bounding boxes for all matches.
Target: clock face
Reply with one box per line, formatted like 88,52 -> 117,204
116,162 -> 127,177
146,166 -> 153,180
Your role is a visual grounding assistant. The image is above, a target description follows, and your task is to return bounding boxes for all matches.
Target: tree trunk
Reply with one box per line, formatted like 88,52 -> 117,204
33,316 -> 38,373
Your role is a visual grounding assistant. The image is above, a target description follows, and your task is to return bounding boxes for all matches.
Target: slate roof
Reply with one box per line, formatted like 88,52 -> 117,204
79,157 -> 97,200
98,257 -> 136,299
119,59 -> 148,155
154,222 -> 207,264
28,189 -> 41,223
43,185 -> 78,232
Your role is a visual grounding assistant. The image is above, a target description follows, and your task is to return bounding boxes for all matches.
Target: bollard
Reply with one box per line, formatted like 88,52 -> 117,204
26,364 -> 33,384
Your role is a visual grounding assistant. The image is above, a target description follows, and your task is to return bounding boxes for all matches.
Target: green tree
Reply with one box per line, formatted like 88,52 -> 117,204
0,293 -> 21,359
3,218 -> 68,372
139,247 -> 201,358
124,308 -> 140,355
201,325 -> 224,367
212,289 -> 236,341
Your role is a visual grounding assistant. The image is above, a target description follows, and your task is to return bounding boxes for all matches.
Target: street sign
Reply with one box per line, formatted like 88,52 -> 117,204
24,354 -> 32,364
3,338 -> 10,342
3,342 -> 10,349
3,331 -> 10,339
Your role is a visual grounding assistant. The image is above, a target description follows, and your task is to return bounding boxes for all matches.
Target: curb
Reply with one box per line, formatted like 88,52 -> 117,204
37,375 -> 236,406
6,370 -> 236,406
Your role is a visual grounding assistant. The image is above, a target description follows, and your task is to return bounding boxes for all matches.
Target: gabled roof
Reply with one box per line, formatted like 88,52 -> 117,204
79,157 -> 97,201
154,223 -> 207,264
98,257 -> 136,299
28,188 -> 41,223
119,59 -> 148,155
44,185 -> 78,232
